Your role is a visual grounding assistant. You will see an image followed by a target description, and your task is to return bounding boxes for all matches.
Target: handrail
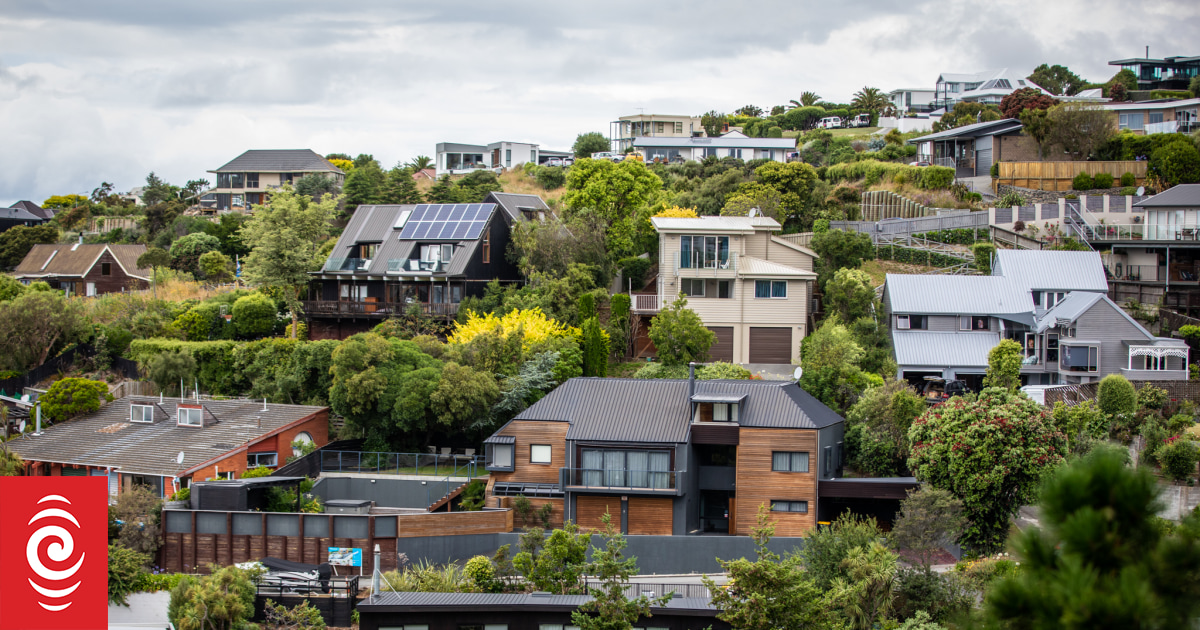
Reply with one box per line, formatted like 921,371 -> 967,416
426,457 -> 480,508
674,252 -> 737,275
560,467 -> 682,490
321,450 -> 482,478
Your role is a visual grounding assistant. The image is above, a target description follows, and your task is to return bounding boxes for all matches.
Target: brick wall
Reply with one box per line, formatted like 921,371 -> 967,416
189,411 -> 330,481
998,135 -> 1075,163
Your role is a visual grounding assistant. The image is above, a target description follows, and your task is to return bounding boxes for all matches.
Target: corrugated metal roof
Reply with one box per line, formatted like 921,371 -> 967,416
326,203 -> 493,276
486,192 -> 548,224
7,396 -> 327,477
738,256 -> 816,278
1134,184 -> 1200,208
885,274 -> 1031,316
445,239 -> 478,276
993,250 -> 1108,292
211,149 -> 343,174
361,591 -> 716,611
893,331 -> 998,368
483,435 -> 515,444
698,380 -> 843,429
651,216 -> 780,232
908,118 -> 1022,143
1036,292 -> 1103,332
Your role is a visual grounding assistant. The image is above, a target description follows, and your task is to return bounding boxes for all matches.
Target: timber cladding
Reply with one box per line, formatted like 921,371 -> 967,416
577,496 -> 620,531
734,427 -> 818,537
627,497 -> 672,535
489,420 -> 569,485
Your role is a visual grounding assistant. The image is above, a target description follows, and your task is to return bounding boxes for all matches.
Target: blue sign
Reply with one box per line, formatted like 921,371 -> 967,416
327,547 -> 362,567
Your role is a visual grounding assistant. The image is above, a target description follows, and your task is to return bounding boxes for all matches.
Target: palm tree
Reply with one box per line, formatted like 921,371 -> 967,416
788,92 -> 821,109
851,87 -> 889,114
407,155 -> 433,171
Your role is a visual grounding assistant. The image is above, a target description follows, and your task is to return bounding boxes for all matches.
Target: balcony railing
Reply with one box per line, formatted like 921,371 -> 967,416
561,467 -> 681,492
301,300 -> 460,317
388,259 -> 451,273
324,257 -> 372,272
1107,263 -> 1160,282
632,293 -> 661,313
674,252 -> 737,277
321,450 -> 481,478
1079,223 -> 1200,242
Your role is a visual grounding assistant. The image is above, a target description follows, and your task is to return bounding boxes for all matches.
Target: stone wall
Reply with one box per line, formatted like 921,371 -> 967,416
996,184 -> 1139,204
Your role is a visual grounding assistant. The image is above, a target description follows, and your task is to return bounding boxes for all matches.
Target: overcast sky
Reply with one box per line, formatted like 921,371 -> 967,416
1,0 -> 1197,205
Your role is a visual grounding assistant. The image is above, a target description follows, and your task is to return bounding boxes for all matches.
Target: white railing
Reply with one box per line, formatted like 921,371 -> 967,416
1081,223 -> 1200,242
673,252 -> 737,276
1145,121 -> 1180,135
632,294 -> 661,313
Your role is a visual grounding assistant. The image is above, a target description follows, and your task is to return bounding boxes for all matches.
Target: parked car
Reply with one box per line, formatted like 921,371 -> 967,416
908,160 -> 931,167
846,114 -> 872,128
562,157 -> 575,166
817,116 -> 843,129
611,154 -> 626,162
544,158 -> 564,167
590,151 -> 618,161
921,377 -> 968,404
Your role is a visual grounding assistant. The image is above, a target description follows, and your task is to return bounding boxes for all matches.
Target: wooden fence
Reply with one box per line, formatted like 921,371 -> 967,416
775,232 -> 814,248
997,161 -> 1148,191
860,190 -> 940,221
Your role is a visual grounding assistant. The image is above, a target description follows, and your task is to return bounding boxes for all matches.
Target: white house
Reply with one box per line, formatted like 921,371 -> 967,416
887,88 -> 937,114
933,69 -> 1049,110
632,131 -> 796,164
435,141 -> 548,176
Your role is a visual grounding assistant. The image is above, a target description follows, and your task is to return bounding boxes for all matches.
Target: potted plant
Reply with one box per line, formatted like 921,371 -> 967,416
165,487 -> 190,509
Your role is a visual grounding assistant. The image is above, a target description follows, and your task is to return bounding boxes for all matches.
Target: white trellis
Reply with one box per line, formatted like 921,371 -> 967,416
1127,345 -> 1189,372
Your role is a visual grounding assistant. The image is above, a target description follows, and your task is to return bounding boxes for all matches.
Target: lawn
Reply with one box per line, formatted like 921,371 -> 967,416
783,127 -> 883,139
859,259 -> 939,287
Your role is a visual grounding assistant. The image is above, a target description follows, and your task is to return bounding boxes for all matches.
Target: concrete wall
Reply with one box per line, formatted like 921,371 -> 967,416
109,591 -> 171,628
313,475 -> 455,509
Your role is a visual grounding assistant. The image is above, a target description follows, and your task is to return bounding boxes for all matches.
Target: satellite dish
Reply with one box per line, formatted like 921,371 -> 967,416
1136,186 -> 1145,196
793,367 -> 803,381
176,452 -> 185,465
18,421 -> 26,433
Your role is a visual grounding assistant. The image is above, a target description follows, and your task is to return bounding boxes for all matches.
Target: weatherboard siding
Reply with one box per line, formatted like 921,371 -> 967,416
1071,300 -> 1154,377
766,239 -> 814,270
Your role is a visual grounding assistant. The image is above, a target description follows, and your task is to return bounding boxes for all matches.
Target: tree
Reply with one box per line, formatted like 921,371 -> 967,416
908,387 -> 1067,552
108,544 -> 150,605
0,274 -> 24,302
170,232 -> 221,275
199,250 -> 234,283
999,87 -> 1058,119
1027,63 -> 1088,96
294,173 -> 340,201
39,377 -> 112,421
137,246 -> 172,298
342,160 -> 385,210
0,291 -> 86,370
810,229 -> 874,291
240,187 -> 337,338
114,484 -> 164,557
571,513 -> 669,630
1043,102 -> 1117,160
232,293 -> 278,337
572,132 -> 610,158
0,407 -> 25,476
1106,68 -> 1139,94
721,184 -> 783,220
168,565 -> 258,630
407,155 -> 434,171
328,334 -> 442,446
830,541 -> 899,630
1191,75 -> 1200,98
799,318 -> 873,413
564,159 -> 663,223
982,339 -> 1022,391
986,446 -> 1200,628
750,161 -> 819,230
42,194 -> 87,209
891,487 -> 966,567
1149,138 -> 1200,188
0,224 -> 58,268
580,317 -> 610,377
379,165 -> 423,204
647,297 -> 715,366
147,349 -> 197,396
262,599 -> 326,630
1097,373 -> 1137,417
825,268 -> 875,322
845,379 -> 925,476
700,110 -> 728,136
798,512 -> 889,589
513,523 -> 590,594
142,172 -> 177,206
429,361 -> 500,433
795,92 -> 821,107
734,104 -> 764,117
851,86 -> 889,115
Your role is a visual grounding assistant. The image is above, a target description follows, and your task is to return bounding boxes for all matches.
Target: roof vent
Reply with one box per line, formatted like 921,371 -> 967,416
530,591 -> 552,598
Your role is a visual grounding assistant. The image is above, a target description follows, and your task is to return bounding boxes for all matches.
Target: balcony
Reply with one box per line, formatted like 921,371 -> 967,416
560,467 -> 682,495
1121,368 -> 1189,381
674,252 -> 737,278
301,300 -> 460,318
388,259 -> 451,274
631,293 -> 661,313
1123,345 -> 1190,381
324,257 -> 371,272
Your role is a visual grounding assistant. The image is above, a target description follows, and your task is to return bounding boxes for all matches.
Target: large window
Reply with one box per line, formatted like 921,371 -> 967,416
1119,113 -> 1145,131
959,315 -> 989,331
771,500 -> 808,513
245,172 -> 259,188
771,451 -> 809,473
247,452 -> 278,468
712,402 -> 738,422
679,235 -> 730,269
489,444 -> 513,469
580,449 -> 671,489
680,278 -> 705,297
530,444 -> 552,464
178,407 -> 203,427
896,315 -> 926,330
1061,345 -> 1099,372
755,280 -> 787,298
130,404 -> 154,424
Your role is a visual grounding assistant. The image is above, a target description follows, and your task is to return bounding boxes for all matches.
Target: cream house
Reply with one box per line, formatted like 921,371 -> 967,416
203,149 -> 345,213
646,216 -> 816,364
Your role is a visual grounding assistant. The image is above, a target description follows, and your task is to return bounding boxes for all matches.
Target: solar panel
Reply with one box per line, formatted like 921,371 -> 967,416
451,222 -> 470,239
434,205 -> 453,221
397,204 -> 496,240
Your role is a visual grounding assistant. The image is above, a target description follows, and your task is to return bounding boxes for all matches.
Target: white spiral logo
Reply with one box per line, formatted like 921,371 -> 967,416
26,495 -> 85,612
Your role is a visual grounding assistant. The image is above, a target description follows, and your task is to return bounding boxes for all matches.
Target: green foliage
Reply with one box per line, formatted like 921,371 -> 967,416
513,523 -> 590,594
892,487 -> 966,567
696,361 -> 752,380
825,160 -> 955,189
913,228 -> 989,245
1160,437 -> 1200,481
971,242 -> 997,275
1137,382 -> 1169,410
342,160 -> 385,210
115,484 -> 164,557
571,513 -> 668,630
810,229 -> 874,291
1149,137 -> 1200,187
908,387 -> 1067,552
198,250 -> 234,283
535,165 -> 566,190
109,544 -> 150,605
1027,63 -> 1089,96
748,160 -> 820,230
242,466 -> 272,478
824,267 -> 875,322
464,555 -> 500,593
983,339 -> 1022,391
616,256 -> 651,291
169,487 -> 191,502
146,348 -> 198,395
580,317 -> 609,377
999,87 -> 1059,118
457,480 -> 487,512
1092,171 -> 1114,189
647,297 -> 715,366
998,190 -> 1025,207
632,362 -> 690,379
381,560 -> 474,593
986,446 -> 1200,628
607,293 -> 631,358
169,565 -> 258,630
232,293 -> 278,337
40,377 -> 112,421
329,333 -> 442,447
829,541 -> 899,630
845,379 -> 924,476
800,318 -> 879,413
262,599 -> 326,630
0,290 -> 88,371
1097,373 -> 1137,416
876,244 -> 968,269
1072,171 -> 1094,190
1050,400 -> 1109,453
0,224 -> 58,268
572,132 -> 610,159
169,232 -> 221,275
893,568 -> 970,625
379,166 -> 424,204
429,361 -> 500,433
799,512 -> 888,589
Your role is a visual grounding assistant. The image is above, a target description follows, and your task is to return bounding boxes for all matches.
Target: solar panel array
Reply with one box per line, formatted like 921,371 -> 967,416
397,203 -> 495,240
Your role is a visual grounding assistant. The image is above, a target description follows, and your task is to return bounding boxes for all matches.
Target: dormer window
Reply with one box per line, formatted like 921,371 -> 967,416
712,403 -> 738,423
131,404 -> 154,423
178,407 -> 203,427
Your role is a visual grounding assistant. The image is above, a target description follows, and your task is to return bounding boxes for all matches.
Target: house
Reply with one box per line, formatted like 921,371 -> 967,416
888,87 -> 937,114
356,592 -> 730,630
1109,54 -> 1200,91
610,113 -> 706,153
632,131 -> 797,164
435,141 -> 553,176
303,191 -> 542,340
1100,97 -> 1200,134
646,215 -> 816,364
412,168 -> 436,181
8,396 -> 329,498
13,243 -> 150,296
9,200 -> 55,221
882,250 -> 1189,387
933,68 -> 1048,110
0,203 -> 45,232
908,118 -> 1024,177
205,149 -> 345,213
482,373 -> 856,537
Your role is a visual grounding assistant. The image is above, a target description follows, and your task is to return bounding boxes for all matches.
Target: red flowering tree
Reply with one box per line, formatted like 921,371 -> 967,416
908,387 -> 1066,553
999,88 -> 1058,119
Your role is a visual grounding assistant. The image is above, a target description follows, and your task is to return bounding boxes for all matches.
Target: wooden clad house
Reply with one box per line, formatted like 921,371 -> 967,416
13,243 -> 151,296
482,372 -> 847,537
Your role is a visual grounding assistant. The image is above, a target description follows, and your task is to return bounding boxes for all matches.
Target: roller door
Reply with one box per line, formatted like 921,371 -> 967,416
707,327 -> 734,362
748,327 -> 793,364
975,149 -> 992,177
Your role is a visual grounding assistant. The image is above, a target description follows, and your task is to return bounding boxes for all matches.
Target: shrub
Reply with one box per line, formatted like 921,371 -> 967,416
1072,172 -> 1094,191
617,256 -> 651,291
1149,139 -> 1200,187
232,293 -> 278,338
696,361 -> 752,380
1121,172 -> 1137,187
1092,172 -> 1114,189
823,160 -> 955,190
40,377 -> 113,421
999,191 -> 1025,207
1013,220 -> 1026,232
109,544 -> 150,605
1159,437 -> 1199,481
875,244 -> 969,269
535,166 -> 566,190
990,162 -> 999,178
169,487 -> 190,502
465,555 -> 500,592
1097,374 -> 1137,417
1137,382 -> 1169,410
632,363 -> 689,379
1122,186 -> 1137,196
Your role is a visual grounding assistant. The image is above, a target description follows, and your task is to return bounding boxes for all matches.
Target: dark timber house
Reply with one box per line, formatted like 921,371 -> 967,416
13,243 -> 150,296
304,192 -> 546,340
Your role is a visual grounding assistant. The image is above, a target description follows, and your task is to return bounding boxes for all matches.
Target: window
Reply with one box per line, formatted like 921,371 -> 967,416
755,280 -> 787,298
679,235 -> 730,269
481,232 -> 490,263
1061,345 -> 1099,372
1044,292 -> 1065,309
216,173 -> 232,188
680,278 -> 706,297
656,122 -> 665,133
394,209 -> 412,229
771,451 -> 809,473
959,316 -> 989,331
505,149 -> 512,167
897,315 -> 909,329
703,147 -> 719,158
490,444 -> 513,469
247,452 -> 278,468
1119,113 -> 1145,130
580,449 -> 671,489
230,173 -> 244,189
232,194 -> 244,208
674,122 -> 683,134
130,404 -> 154,423
530,444 -> 552,464
1149,112 -> 1164,125
359,243 -> 378,260
729,148 -> 742,159
770,500 -> 808,513
178,407 -> 203,427
897,315 -> 926,329
246,172 -> 259,188
712,403 -> 739,423
101,262 -> 111,276
717,280 -> 731,299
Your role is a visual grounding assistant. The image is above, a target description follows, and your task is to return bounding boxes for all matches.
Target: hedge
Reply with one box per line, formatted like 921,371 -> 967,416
875,244 -> 972,269
129,339 -> 240,395
824,160 -> 955,189
912,228 -> 990,245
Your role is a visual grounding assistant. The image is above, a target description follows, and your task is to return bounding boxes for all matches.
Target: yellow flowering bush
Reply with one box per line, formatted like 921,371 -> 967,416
653,205 -> 699,218
448,308 -> 575,351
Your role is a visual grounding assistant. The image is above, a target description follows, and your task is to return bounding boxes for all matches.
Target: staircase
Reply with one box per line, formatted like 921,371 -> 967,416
876,234 -> 974,262
989,225 -> 1043,250
426,478 -> 480,512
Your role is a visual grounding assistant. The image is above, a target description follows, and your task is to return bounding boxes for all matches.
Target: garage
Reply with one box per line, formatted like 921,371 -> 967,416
748,327 -> 793,364
707,327 -> 734,362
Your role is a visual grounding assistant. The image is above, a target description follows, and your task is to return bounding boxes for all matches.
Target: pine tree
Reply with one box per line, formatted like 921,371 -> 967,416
380,166 -> 423,204
580,316 -> 609,377
426,175 -> 460,203
571,513 -> 668,630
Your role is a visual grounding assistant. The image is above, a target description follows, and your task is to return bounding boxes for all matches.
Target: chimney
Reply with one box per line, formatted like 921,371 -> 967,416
688,362 -> 696,400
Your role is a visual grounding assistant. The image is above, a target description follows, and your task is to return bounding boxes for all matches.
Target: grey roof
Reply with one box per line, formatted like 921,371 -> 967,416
10,200 -> 53,220
358,591 -> 715,612
485,191 -> 548,224
211,149 -> 343,174
908,118 -> 1023,143
885,274 -> 1032,316
510,377 -> 842,444
7,396 -> 326,478
893,331 -> 999,368
1134,184 -> 1200,208
993,250 -> 1108,292
0,204 -> 44,222
1038,292 -> 1155,340
483,435 -> 515,444
651,216 -> 780,232
325,203 -> 495,276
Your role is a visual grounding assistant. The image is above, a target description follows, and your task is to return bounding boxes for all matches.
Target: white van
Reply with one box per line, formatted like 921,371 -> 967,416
817,116 -> 843,129
1019,385 -> 1056,406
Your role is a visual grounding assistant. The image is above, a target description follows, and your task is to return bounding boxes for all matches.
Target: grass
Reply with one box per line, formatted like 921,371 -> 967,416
859,259 -> 940,287
783,127 -> 882,139
415,168 -> 566,208
608,361 -> 647,378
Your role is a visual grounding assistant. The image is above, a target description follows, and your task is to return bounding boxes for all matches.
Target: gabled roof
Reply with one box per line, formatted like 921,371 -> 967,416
485,191 -> 549,224
893,331 -> 998,368
651,215 -> 780,233
908,118 -> 1023,143
6,396 -> 327,478
0,205 -> 43,222
738,256 -> 816,278
13,243 -> 151,280
992,250 -> 1108,292
885,274 -> 1032,317
1036,292 -> 1155,342
1133,184 -> 1200,208
10,200 -> 54,220
323,203 -> 498,276
210,149 -> 343,174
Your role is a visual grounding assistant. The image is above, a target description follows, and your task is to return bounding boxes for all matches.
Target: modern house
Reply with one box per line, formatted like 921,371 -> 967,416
632,131 -> 797,164
303,192 -> 544,340
1109,54 -> 1200,92
883,250 -> 1189,386
434,141 -> 568,176
1100,97 -> 1200,134
12,243 -> 150,295
204,149 -> 345,213
0,203 -> 45,232
482,374 -> 853,537
644,215 -> 816,364
610,113 -> 706,153
888,87 -> 937,114
9,200 -> 55,221
933,69 -> 1048,110
8,396 -> 329,498
909,118 -> 1024,177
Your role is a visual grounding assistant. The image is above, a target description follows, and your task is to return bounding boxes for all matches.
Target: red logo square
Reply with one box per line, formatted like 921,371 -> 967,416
0,477 -> 109,630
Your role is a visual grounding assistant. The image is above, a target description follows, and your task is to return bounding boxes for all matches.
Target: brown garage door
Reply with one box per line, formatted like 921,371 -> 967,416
707,327 -> 734,362
748,327 -> 793,364
627,497 -> 673,535
576,496 -> 620,531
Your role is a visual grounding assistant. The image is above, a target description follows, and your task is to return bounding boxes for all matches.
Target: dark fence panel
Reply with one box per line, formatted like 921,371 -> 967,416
0,344 -> 94,395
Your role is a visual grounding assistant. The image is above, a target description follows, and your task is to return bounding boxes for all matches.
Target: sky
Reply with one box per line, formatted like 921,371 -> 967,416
1,0 -> 1197,205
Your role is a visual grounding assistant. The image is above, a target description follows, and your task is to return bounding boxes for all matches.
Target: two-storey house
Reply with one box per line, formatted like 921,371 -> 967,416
643,215 -> 816,364
633,131 -> 796,164
14,243 -> 150,296
482,371 -> 857,537
304,192 -> 545,340
610,113 -> 705,153
204,149 -> 345,213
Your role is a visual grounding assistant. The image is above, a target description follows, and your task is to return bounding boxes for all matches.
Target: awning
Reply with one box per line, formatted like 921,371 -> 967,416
483,435 -> 515,445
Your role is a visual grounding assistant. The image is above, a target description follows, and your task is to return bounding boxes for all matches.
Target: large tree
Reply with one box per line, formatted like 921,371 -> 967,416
1043,102 -> 1117,161
328,333 -> 442,448
379,165 -> 424,204
647,297 -> 715,366
810,228 -> 874,291
750,160 -> 818,230
999,87 -> 1058,119
239,187 -> 337,338
824,268 -> 875,323
341,160 -> 385,211
0,291 -> 87,370
0,224 -> 58,268
851,86 -> 889,114
1027,63 -> 1089,96
572,132 -> 610,158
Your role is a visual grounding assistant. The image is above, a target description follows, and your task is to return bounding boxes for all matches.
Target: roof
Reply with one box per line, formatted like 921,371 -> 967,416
6,396 -> 327,478
358,591 -> 716,613
10,200 -> 55,220
1101,97 -> 1200,111
485,191 -> 549,224
13,243 -> 151,280
634,133 -> 796,149
1133,184 -> 1200,208
509,377 -> 842,443
893,331 -> 999,368
885,274 -> 1032,316
323,203 -> 497,276
992,250 -> 1108,292
210,149 -> 343,174
0,204 -> 43,222
738,256 -> 817,278
651,215 -> 780,233
908,118 -> 1023,143
1037,292 -> 1155,341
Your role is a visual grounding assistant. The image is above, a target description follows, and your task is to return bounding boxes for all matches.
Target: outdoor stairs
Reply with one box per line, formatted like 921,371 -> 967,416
426,477 -> 483,513
876,234 -> 973,262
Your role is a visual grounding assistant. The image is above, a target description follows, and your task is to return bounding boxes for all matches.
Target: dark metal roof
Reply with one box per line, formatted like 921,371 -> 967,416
483,435 -> 515,444
819,477 -> 919,499
0,204 -> 44,222
211,149 -> 343,174
1134,184 -> 1200,208
908,118 -> 1022,143
324,203 -> 493,276
10,200 -> 54,220
358,591 -> 716,613
695,380 -> 844,429
485,191 -> 549,224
